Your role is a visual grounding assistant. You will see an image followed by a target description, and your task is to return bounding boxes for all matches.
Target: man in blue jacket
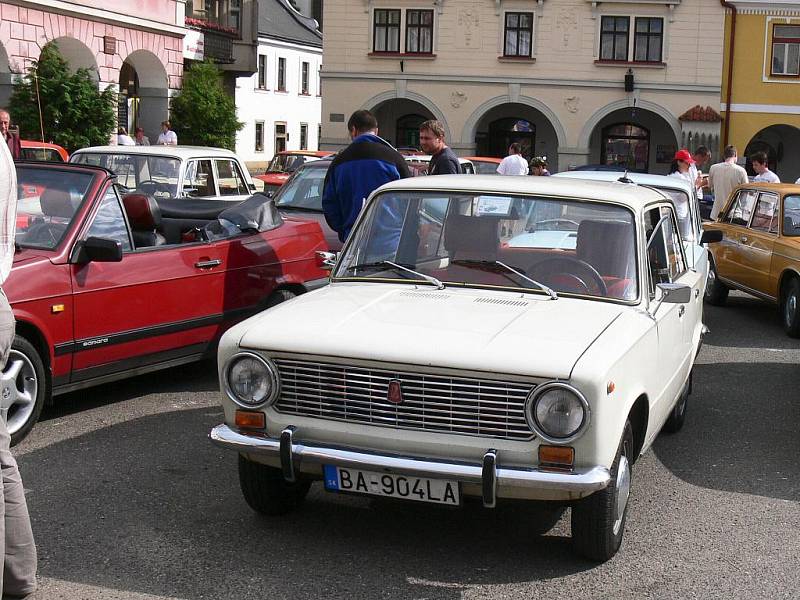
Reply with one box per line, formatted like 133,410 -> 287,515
322,110 -> 411,246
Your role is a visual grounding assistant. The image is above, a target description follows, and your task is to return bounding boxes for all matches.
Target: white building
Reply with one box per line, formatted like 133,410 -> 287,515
235,0 -> 322,170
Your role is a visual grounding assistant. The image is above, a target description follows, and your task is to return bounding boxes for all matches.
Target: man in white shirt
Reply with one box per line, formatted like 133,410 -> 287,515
751,151 -> 780,183
156,120 -> 178,146
708,145 -> 749,220
0,141 -> 37,598
496,143 -> 529,176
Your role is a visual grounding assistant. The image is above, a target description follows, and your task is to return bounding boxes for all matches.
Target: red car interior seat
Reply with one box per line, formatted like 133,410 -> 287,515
440,215 -> 507,285
122,193 -> 167,248
576,220 -> 636,299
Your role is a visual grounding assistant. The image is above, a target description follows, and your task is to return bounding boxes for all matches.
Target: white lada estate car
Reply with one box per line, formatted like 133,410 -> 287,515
210,175 -> 719,561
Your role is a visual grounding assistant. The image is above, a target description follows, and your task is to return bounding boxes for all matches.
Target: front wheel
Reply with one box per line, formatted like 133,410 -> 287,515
2,335 -> 47,446
781,278 -> 800,338
238,455 -> 311,515
571,420 -> 634,562
704,258 -> 729,306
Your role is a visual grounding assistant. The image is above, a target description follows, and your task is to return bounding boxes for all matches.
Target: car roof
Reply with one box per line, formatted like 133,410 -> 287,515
71,145 -> 240,159
734,182 -> 800,194
553,170 -> 694,195
462,156 -> 502,163
373,174 -> 667,209
21,140 -> 67,150
276,150 -> 331,157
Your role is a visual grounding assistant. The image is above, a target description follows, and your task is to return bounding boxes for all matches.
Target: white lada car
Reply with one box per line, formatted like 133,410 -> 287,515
210,175 -> 720,561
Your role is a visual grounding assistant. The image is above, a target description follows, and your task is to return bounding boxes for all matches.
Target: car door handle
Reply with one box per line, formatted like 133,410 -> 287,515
694,288 -> 700,298
740,235 -> 748,243
195,259 -> 222,269
678,305 -> 685,317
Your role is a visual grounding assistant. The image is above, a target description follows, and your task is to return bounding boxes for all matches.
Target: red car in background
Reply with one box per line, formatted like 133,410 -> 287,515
255,150 -> 332,196
5,162 -> 329,445
20,140 -> 70,162
462,156 -> 503,175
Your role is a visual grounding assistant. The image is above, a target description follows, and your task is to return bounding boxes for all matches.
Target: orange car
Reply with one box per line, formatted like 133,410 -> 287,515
704,182 -> 800,337
20,140 -> 69,162
462,156 -> 502,175
255,150 -> 332,193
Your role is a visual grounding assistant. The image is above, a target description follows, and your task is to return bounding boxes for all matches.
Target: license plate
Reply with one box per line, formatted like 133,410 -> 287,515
323,465 -> 460,506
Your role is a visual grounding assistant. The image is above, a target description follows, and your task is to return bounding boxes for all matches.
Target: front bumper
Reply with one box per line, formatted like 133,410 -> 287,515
210,424 -> 611,506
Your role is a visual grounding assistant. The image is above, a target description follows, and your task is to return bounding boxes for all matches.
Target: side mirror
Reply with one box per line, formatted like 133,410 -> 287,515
657,282 -> 691,304
700,229 -> 723,244
71,237 -> 123,264
248,182 -> 257,192
315,250 -> 337,271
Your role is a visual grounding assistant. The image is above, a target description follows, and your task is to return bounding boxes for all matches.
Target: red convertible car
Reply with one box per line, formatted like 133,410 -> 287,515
5,162 -> 329,445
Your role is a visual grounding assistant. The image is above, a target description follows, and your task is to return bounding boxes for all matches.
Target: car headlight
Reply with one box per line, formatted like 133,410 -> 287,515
525,382 -> 589,443
224,353 -> 279,408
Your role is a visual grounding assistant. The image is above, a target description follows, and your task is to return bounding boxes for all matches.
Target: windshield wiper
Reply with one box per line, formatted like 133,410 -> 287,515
451,259 -> 557,299
345,260 -> 445,290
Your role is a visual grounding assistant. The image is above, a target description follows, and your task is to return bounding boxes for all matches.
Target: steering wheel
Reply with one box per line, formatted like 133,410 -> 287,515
532,218 -> 580,231
530,257 -> 608,296
137,180 -> 169,196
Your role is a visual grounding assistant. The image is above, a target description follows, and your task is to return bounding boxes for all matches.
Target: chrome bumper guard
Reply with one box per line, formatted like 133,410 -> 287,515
210,424 -> 611,506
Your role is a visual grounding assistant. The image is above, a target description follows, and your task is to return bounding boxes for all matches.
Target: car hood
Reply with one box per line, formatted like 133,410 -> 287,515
237,284 -> 624,379
256,173 -> 290,185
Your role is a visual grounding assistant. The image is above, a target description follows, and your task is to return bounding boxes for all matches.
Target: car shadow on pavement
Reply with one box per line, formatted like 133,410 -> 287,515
37,359 -> 220,424
20,407 -> 601,600
703,293 -> 799,350
653,361 -> 800,502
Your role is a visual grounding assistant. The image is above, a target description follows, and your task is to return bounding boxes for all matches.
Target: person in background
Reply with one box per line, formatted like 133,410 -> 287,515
751,151 -> 780,183
689,146 -> 711,198
156,121 -> 178,146
708,145 -> 748,220
0,111 -> 20,161
0,140 -> 37,598
322,109 -> 411,245
668,149 -> 695,187
496,143 -> 529,176
117,127 -> 135,146
419,120 -> 460,175
134,127 -> 150,146
529,156 -> 550,176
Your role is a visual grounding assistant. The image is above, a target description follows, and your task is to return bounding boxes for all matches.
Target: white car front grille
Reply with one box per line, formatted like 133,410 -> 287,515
273,358 -> 535,441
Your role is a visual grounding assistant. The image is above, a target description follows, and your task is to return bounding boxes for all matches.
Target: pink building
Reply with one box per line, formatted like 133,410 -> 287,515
0,0 -> 186,141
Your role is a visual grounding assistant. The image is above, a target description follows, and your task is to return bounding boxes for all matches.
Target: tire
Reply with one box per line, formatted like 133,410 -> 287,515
663,372 -> 690,434
571,420 -> 634,562
781,278 -> 800,338
704,257 -> 729,306
238,454 -> 311,516
265,288 -> 297,309
3,335 -> 47,446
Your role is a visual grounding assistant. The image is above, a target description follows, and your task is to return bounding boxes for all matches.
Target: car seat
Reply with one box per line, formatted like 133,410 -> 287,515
23,188 -> 76,245
576,220 -> 635,299
122,193 -> 167,248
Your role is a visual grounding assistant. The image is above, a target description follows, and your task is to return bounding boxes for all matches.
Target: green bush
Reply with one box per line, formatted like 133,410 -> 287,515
169,61 -> 243,150
9,43 -> 116,152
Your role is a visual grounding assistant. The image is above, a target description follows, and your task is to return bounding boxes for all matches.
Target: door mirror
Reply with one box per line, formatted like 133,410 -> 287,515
72,237 -> 123,264
315,250 -> 337,271
248,182 -> 257,192
700,229 -> 723,244
657,283 -> 691,304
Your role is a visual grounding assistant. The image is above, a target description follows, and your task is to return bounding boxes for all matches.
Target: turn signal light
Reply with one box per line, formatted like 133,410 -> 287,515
538,445 -> 575,471
235,410 -> 265,430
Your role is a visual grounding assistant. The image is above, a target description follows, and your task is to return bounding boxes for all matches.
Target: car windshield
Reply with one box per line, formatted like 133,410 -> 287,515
72,152 -> 180,199
660,188 -> 693,241
472,160 -> 500,175
15,167 -> 94,249
267,154 -> 306,173
274,164 -> 327,211
21,148 -> 64,162
334,191 -> 638,301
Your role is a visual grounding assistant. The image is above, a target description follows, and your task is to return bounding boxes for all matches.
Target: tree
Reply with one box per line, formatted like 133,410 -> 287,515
169,61 -> 243,150
10,43 -> 116,152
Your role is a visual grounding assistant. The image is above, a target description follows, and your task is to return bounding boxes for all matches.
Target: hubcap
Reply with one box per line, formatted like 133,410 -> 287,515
0,350 -> 38,436
786,293 -> 797,327
613,455 -> 631,536
706,266 -> 716,296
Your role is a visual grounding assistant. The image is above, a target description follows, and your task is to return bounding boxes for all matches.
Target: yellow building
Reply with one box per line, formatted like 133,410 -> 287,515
722,0 -> 800,182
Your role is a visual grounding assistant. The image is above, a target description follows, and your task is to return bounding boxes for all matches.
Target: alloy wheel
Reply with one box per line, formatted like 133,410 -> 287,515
0,349 -> 39,436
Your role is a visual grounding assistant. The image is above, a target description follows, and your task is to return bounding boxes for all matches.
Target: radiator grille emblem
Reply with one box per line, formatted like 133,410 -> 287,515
388,379 -> 403,404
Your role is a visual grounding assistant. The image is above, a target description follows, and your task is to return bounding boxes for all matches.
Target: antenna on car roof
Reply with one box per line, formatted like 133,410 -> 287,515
617,169 -> 634,184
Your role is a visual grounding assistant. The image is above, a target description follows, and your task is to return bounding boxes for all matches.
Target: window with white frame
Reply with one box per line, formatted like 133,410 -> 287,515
301,61 -> 310,94
275,122 -> 287,153
372,9 -> 435,54
317,65 -> 322,96
300,123 -> 308,150
504,12 -> 534,57
600,16 -> 664,63
257,55 -> 267,90
255,121 -> 264,152
277,57 -> 287,91
772,24 -> 800,76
